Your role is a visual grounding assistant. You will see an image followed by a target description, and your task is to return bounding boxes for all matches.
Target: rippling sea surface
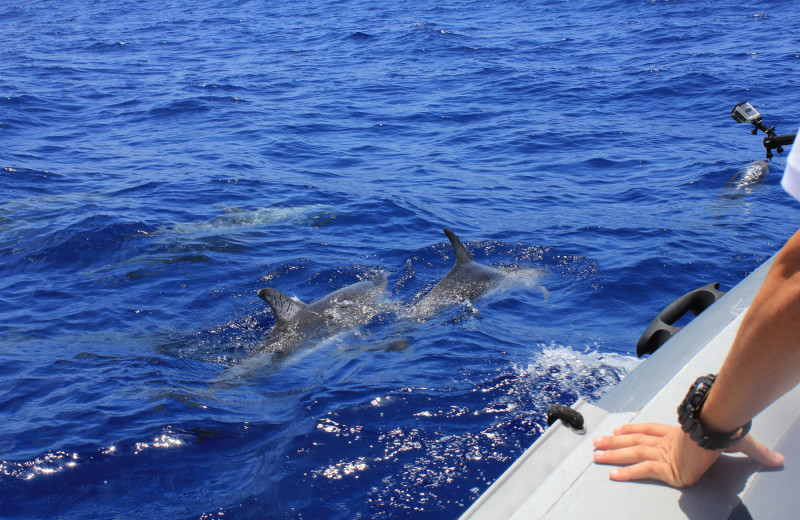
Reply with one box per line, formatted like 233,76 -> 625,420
2,1 -> 799,518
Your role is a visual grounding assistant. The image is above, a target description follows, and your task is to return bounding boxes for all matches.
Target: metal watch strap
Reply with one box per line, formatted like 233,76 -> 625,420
677,374 -> 752,450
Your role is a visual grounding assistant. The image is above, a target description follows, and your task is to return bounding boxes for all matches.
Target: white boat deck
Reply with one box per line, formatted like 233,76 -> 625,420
460,256 -> 800,520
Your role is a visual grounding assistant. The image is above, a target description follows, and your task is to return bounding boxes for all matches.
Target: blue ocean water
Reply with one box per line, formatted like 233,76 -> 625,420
1,0 -> 799,518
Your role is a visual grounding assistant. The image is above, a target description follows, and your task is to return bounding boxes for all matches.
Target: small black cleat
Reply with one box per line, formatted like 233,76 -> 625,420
546,404 -> 586,434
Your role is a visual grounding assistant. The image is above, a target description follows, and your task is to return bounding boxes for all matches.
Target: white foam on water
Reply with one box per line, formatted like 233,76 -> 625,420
514,342 -> 641,403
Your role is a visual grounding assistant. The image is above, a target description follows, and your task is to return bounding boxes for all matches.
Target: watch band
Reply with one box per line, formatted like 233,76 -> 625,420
677,374 -> 752,450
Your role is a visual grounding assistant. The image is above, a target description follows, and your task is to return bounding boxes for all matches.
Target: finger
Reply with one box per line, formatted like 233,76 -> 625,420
730,434 -> 785,467
613,423 -> 673,437
594,445 -> 665,466
608,460 -> 679,487
593,432 -> 664,450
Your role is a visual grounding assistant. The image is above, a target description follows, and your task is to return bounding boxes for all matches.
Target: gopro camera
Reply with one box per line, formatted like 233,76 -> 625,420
731,101 -> 761,124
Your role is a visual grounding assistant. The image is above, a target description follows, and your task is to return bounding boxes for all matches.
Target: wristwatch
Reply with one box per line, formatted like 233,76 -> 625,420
677,374 -> 752,450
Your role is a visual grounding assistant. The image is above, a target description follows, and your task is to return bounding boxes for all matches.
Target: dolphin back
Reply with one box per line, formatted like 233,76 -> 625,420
257,288 -> 306,324
444,228 -> 474,265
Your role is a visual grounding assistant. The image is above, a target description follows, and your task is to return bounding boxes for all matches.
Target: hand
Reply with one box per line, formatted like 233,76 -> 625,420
593,423 -> 784,488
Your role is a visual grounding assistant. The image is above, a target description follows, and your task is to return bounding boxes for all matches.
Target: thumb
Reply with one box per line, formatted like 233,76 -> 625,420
728,434 -> 785,467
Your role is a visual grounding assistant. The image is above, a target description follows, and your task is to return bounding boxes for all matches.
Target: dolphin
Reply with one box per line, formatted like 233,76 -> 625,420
412,228 -> 511,318
726,160 -> 769,189
256,275 -> 388,360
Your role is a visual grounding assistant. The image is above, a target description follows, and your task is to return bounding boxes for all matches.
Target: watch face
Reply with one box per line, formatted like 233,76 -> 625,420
680,375 -> 713,417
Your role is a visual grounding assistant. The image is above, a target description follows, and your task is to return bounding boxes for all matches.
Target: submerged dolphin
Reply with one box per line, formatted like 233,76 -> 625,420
412,228 -> 511,318
727,160 -> 769,189
256,275 -> 388,359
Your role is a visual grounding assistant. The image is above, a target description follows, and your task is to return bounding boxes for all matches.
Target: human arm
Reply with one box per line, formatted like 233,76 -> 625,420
702,227 -> 800,431
592,227 -> 800,487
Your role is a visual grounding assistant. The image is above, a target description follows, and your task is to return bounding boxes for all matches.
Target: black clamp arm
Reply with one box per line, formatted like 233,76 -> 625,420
763,132 -> 796,159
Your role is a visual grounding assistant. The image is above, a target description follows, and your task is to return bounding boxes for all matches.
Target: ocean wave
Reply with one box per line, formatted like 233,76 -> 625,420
3,215 -> 153,271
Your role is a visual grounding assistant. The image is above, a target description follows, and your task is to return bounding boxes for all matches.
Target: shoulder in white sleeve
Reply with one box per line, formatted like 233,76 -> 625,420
780,127 -> 800,201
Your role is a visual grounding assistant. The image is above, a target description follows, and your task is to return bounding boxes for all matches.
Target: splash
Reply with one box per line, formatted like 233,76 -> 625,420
514,342 -> 641,403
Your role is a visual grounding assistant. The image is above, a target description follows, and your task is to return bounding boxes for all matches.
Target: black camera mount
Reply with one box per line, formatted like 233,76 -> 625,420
731,101 -> 795,160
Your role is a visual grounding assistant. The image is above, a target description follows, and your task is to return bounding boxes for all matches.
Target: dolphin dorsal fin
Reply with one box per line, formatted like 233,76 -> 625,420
443,228 -> 475,265
257,288 -> 306,324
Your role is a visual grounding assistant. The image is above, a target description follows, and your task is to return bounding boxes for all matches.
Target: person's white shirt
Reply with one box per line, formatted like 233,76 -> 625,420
780,127 -> 800,200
